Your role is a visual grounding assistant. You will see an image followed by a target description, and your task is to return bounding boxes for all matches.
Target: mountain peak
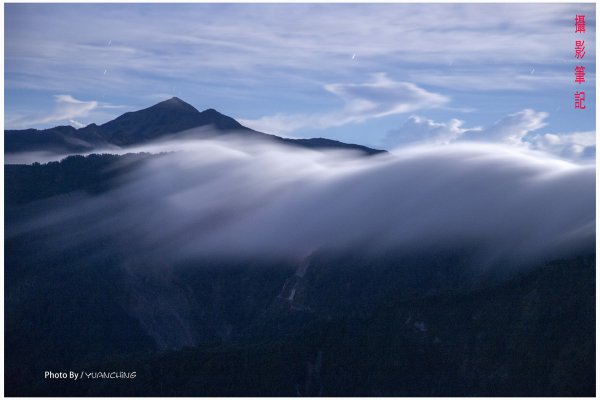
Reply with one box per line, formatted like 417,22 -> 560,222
153,97 -> 199,113
90,97 -> 247,145
165,96 -> 186,104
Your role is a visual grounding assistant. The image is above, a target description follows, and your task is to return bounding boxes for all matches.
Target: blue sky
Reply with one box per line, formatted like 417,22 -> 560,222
4,3 -> 596,159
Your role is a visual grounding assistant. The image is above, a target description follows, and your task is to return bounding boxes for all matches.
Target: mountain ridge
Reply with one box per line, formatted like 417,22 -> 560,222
5,97 -> 386,156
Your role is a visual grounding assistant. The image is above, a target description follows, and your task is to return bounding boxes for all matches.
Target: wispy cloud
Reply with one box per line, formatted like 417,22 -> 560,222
5,94 -> 125,129
240,74 -> 449,135
410,70 -> 588,92
6,95 -> 97,129
5,4 -> 595,97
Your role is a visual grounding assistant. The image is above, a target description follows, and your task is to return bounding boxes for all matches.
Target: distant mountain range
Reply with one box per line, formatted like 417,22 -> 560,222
5,97 -> 385,156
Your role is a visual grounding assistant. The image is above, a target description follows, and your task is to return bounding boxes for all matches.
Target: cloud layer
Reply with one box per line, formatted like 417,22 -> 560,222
9,136 -> 595,271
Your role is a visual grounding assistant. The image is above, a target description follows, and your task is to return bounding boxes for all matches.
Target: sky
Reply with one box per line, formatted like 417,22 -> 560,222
4,3 -> 596,159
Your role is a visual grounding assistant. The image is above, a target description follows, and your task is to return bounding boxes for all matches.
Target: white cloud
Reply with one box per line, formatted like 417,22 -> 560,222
527,131 -> 596,161
5,95 -> 128,129
383,116 -> 474,147
69,119 -> 86,128
384,109 -> 595,162
385,109 -> 546,148
324,73 -> 449,118
240,74 -> 449,135
460,109 -> 548,145
49,94 -> 98,122
6,94 -> 98,129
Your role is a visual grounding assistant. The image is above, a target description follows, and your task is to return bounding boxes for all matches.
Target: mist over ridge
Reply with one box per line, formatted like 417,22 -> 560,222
8,135 -> 594,272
